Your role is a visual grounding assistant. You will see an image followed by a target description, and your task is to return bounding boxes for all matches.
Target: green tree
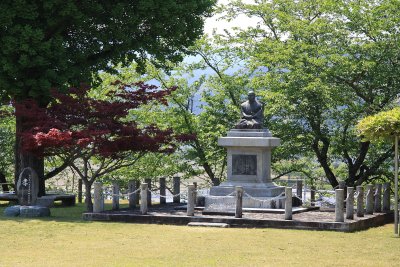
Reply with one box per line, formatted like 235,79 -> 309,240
0,0 -> 215,195
109,35 -> 252,185
219,0 -> 400,187
0,106 -> 15,191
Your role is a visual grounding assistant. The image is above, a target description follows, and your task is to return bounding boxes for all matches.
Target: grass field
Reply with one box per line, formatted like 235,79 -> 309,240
0,202 -> 399,267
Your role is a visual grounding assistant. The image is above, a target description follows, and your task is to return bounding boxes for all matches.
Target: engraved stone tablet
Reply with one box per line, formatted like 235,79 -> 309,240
232,155 -> 257,175
17,167 -> 39,206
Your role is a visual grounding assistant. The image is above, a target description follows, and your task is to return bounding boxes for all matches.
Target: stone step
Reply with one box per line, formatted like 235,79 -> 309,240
187,222 -> 230,228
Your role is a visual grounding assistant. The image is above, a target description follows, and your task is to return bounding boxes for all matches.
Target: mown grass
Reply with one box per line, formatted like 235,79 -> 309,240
0,202 -> 398,267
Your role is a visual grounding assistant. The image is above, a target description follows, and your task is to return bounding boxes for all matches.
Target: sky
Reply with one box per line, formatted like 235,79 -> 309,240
203,0 -> 261,35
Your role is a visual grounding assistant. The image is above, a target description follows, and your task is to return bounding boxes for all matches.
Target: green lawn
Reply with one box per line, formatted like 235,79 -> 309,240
0,202 -> 398,267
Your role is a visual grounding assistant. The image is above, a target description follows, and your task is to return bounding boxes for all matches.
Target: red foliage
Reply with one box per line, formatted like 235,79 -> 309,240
16,82 -> 190,158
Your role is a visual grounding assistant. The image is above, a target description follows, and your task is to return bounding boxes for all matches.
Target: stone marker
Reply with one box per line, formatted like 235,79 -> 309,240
159,177 -> 166,205
140,183 -> 148,215
93,182 -> 103,213
383,182 -> 391,212
285,187 -> 292,220
346,187 -> 354,220
235,186 -> 243,218
173,176 -> 180,203
187,184 -> 195,216
335,189 -> 344,222
366,184 -> 374,214
374,184 -> 382,213
296,180 -> 302,199
356,186 -> 364,217
17,167 -> 39,206
128,180 -> 137,210
112,182 -> 119,210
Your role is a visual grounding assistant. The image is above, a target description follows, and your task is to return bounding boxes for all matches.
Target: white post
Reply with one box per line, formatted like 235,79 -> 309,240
285,187 -> 292,220
93,182 -> 103,213
128,180 -> 136,210
374,184 -> 382,213
112,182 -> 119,210
346,187 -> 354,220
335,189 -> 344,222
187,184 -> 195,216
140,183 -> 148,215
383,182 -> 391,212
395,135 -> 399,235
235,186 -> 243,218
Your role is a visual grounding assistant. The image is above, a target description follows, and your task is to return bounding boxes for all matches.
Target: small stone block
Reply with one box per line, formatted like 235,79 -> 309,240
4,205 -> 21,217
20,206 -> 51,217
187,222 -> 230,228
36,196 -> 55,207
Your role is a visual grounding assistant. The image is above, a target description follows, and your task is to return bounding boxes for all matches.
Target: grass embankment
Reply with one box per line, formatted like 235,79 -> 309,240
0,202 -> 398,267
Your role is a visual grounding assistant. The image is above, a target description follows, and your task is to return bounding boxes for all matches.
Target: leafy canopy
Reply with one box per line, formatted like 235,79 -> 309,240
218,0 -> 400,186
0,0 -> 216,103
357,107 -> 400,141
16,82 -> 188,158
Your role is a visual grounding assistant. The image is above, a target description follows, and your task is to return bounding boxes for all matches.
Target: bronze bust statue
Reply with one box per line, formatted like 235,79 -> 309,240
234,91 -> 264,129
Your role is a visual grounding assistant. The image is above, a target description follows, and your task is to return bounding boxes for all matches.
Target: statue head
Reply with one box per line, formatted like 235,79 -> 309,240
248,91 -> 256,102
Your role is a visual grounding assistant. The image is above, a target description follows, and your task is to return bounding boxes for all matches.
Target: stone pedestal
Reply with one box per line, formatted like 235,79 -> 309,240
206,129 -> 287,210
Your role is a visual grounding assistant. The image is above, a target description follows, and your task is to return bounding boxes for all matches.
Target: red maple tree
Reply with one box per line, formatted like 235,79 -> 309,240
16,82 -> 193,211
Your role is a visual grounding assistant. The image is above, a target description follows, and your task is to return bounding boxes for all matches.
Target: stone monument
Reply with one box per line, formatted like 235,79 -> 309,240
4,167 -> 50,217
17,167 -> 39,206
205,91 -> 293,211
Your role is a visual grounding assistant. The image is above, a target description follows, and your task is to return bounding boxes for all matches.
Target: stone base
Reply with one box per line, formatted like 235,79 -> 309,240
3,205 -> 51,217
210,183 -> 285,197
204,196 -> 286,212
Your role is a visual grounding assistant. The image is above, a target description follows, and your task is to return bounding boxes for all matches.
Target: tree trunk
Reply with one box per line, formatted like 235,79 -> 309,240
15,106 -> 46,196
84,180 -> 93,212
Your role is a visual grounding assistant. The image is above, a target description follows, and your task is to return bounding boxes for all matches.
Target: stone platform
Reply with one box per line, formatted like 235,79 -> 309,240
82,203 -> 394,232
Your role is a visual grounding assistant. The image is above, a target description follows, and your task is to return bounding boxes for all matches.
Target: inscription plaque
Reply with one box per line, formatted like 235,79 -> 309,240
232,155 -> 257,175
